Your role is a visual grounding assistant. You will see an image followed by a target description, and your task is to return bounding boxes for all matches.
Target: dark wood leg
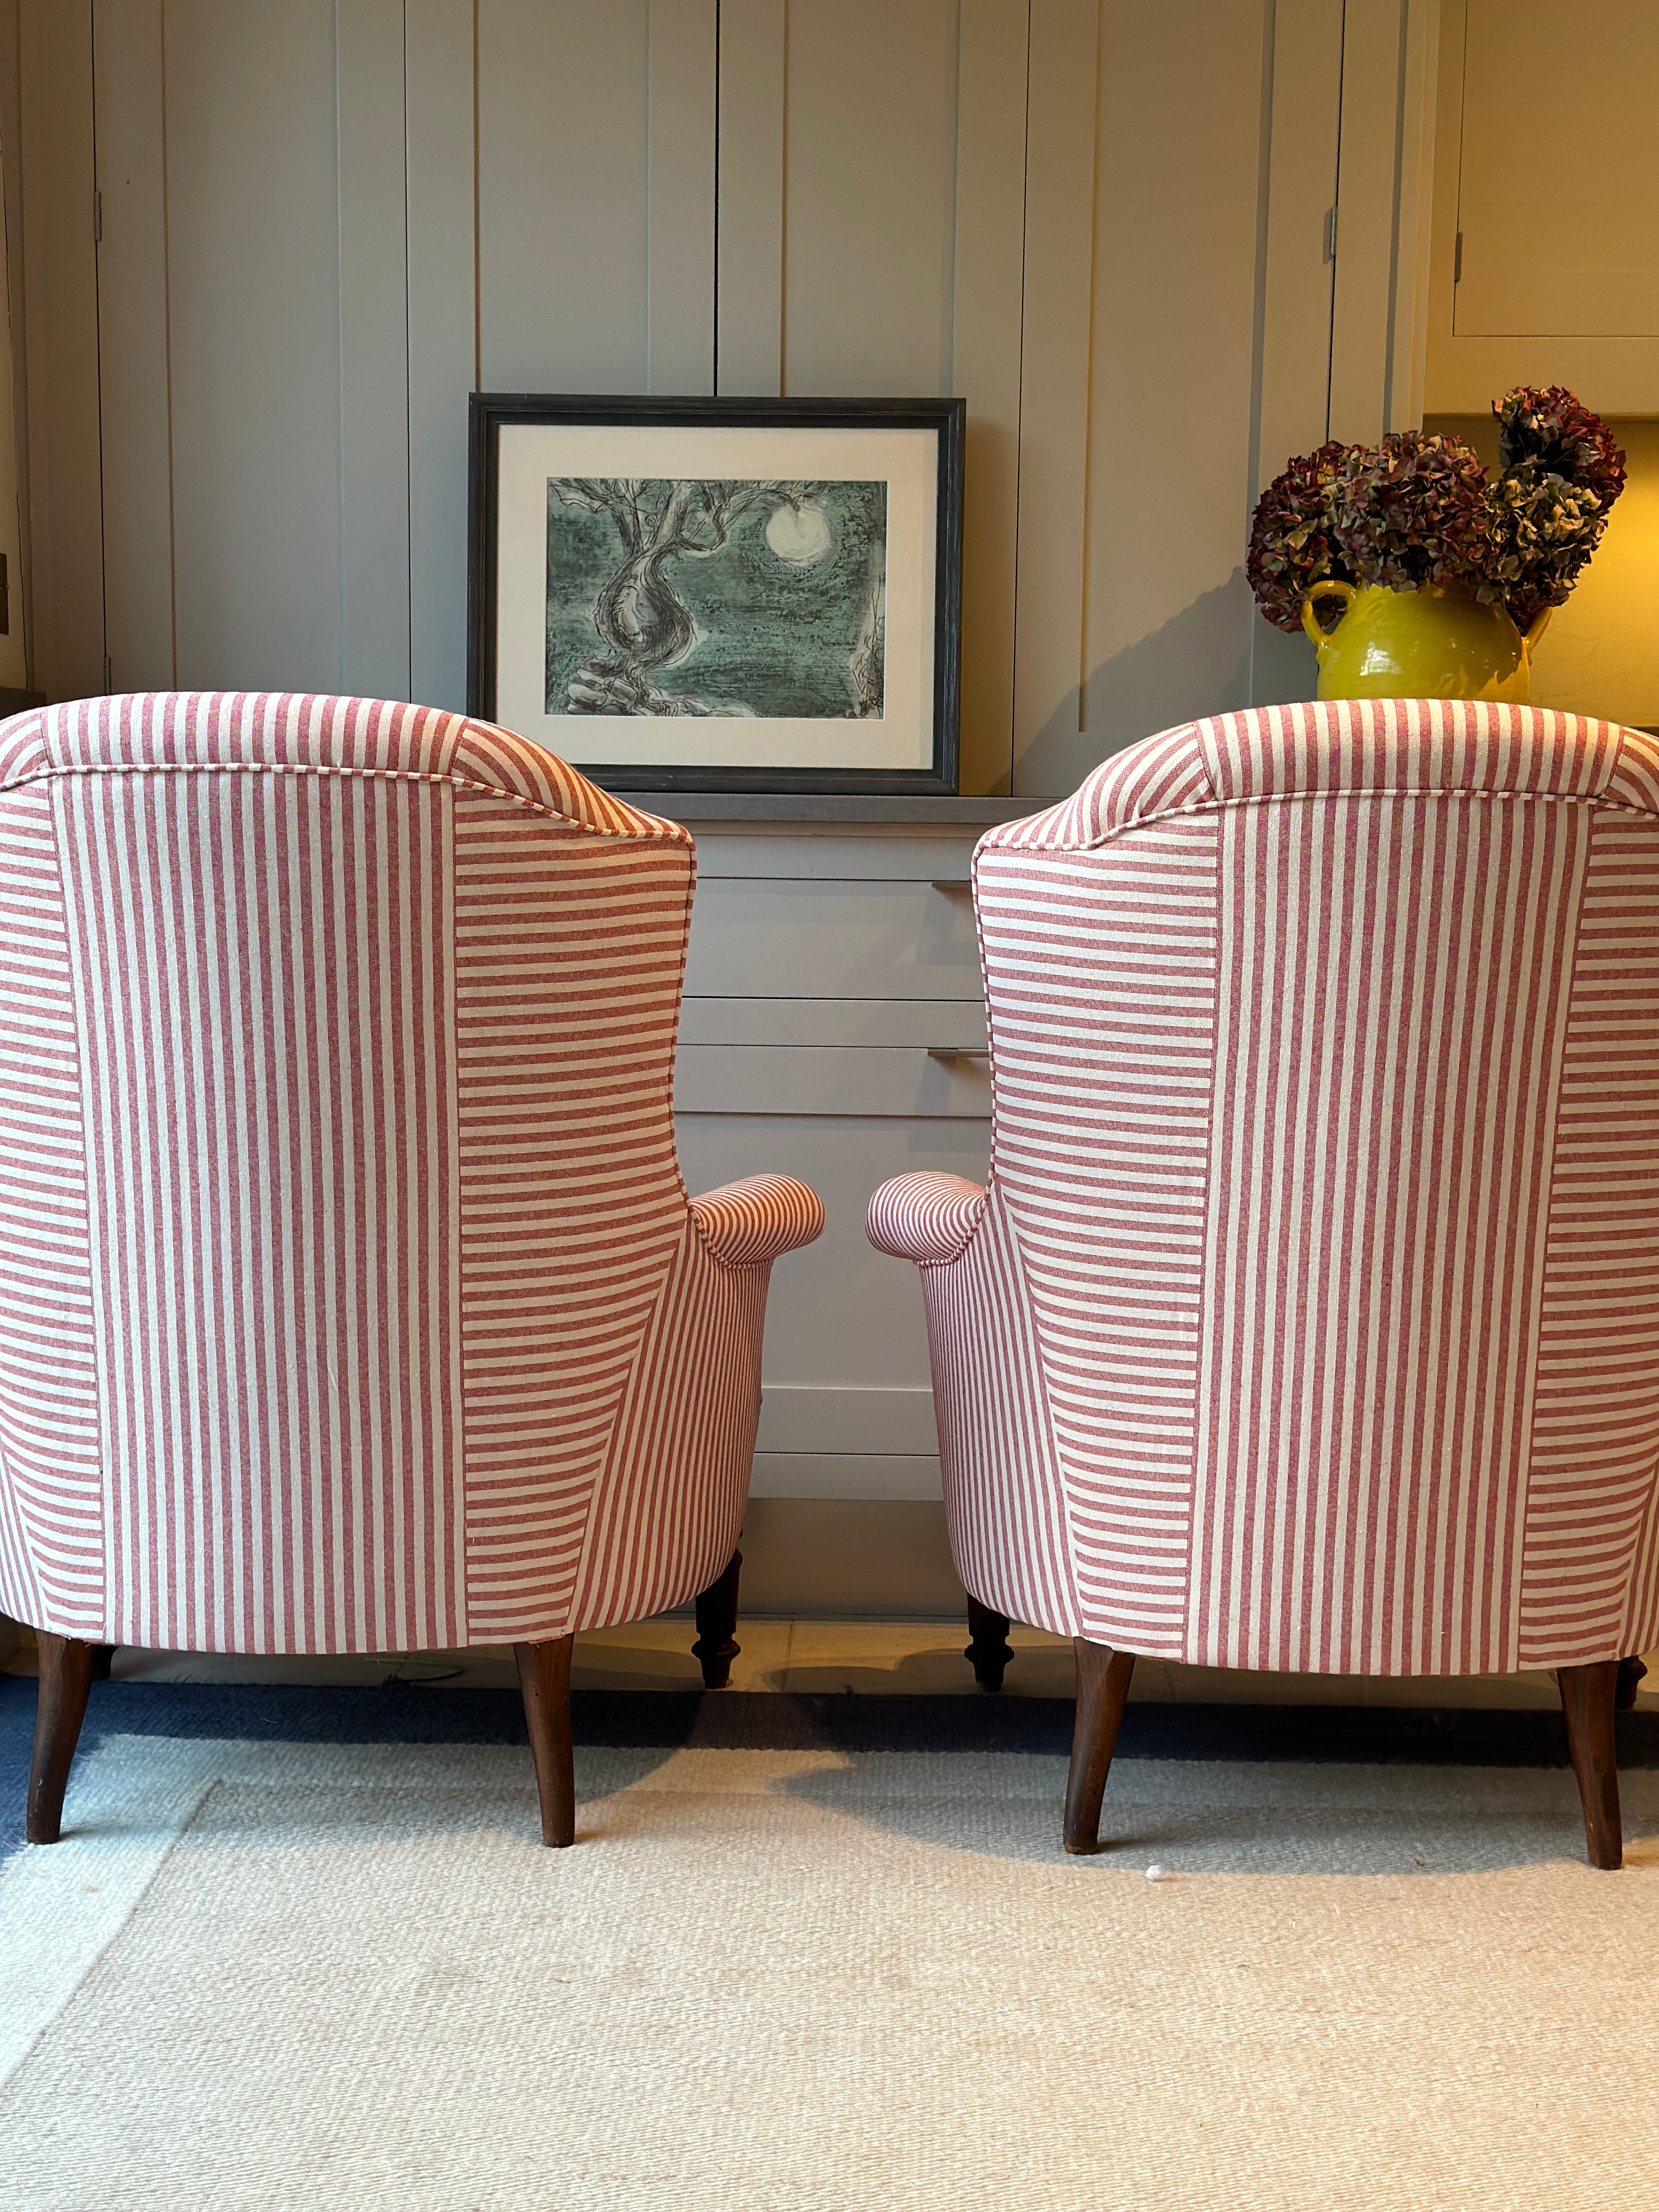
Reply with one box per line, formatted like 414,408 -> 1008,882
964,1596 -> 1014,1691
1616,1655 -> 1647,1711
27,1633 -> 97,1845
1558,1659 -> 1622,1870
514,1635 -> 575,1848
1063,1638 -> 1137,1855
88,1645 -> 115,1682
691,1548 -> 742,1689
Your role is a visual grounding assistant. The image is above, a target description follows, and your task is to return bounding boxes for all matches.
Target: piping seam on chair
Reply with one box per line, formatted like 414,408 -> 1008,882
0,761 -> 690,840
1043,786 -> 1659,855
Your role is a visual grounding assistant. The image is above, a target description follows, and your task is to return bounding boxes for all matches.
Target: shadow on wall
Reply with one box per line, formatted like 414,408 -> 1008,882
1015,569 -> 1318,797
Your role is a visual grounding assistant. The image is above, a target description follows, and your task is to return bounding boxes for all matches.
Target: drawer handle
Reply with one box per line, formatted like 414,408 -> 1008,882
930,878 -> 972,896
928,1047 -> 990,1063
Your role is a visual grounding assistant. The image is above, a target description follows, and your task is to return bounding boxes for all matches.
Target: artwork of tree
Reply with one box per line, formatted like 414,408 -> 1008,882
544,476 -> 888,720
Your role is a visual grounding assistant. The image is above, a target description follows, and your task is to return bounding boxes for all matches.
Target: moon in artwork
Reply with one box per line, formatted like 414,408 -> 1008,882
765,502 -> 833,565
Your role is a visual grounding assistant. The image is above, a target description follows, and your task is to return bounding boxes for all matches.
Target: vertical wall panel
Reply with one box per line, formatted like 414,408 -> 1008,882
1007,0 -> 1096,795
336,0 -> 411,699
0,109 -> 27,694
1255,0 -> 1342,488
405,0 -> 475,714
93,0 -> 172,692
645,0 -> 716,395
163,0 -> 343,691
1075,0 -> 1269,774
0,0 -> 36,688
714,0 -> 785,397
475,1 -> 650,391
18,0 -> 104,701
1248,0 -> 1342,709
1386,0 -> 1439,432
779,1 -> 961,397
950,0 -> 1028,796
1328,0 -> 1405,444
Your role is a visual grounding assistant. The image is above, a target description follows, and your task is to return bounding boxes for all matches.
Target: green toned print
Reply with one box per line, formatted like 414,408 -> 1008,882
545,477 -> 888,721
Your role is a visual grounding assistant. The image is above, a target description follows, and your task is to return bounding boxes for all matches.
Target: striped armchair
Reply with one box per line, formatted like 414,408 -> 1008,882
0,693 -> 822,1846
871,699 -> 1659,1868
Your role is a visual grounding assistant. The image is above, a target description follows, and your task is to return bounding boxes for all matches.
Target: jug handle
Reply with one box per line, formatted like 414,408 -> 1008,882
1522,603 -> 1554,653
1300,577 -> 1355,650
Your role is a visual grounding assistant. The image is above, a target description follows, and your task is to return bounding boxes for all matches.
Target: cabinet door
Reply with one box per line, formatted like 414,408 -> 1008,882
1427,0 -> 1659,411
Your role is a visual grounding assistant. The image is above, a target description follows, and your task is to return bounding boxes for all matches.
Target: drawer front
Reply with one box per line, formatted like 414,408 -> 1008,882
757,1383 -> 940,1454
675,1043 -> 990,1119
678,1107 -> 988,1388
683,876 -> 982,1001
749,1452 -> 942,1501
678,1110 -> 982,1497
680,997 -> 987,1049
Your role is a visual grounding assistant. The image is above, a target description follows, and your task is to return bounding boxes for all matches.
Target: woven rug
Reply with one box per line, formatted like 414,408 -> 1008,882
2,1677 -> 1657,2210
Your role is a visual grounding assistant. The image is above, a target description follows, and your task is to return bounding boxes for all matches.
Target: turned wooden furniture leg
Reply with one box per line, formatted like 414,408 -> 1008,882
27,1633 -> 97,1846
88,1645 -> 115,1682
1064,1639 -> 1137,1855
1558,1659 -> 1622,1870
964,1596 -> 1014,1691
1615,1655 -> 1647,1710
691,1548 -> 743,1689
515,1635 -> 575,1848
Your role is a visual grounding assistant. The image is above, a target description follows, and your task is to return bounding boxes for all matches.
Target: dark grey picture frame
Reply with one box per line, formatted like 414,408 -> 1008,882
467,393 -> 964,797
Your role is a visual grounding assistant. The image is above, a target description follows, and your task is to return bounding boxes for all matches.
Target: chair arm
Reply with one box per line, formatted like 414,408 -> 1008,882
866,1172 -> 986,1265
690,1174 -> 825,1267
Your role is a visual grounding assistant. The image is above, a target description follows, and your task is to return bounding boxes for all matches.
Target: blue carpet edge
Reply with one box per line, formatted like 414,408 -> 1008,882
5,1673 -> 1656,1868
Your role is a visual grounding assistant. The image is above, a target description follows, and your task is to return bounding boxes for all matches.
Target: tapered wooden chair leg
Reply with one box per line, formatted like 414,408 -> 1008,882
1064,1639 -> 1136,1855
692,1549 -> 743,1689
964,1596 -> 1014,1691
515,1635 -> 575,1847
27,1633 -> 97,1845
1558,1659 -> 1622,1870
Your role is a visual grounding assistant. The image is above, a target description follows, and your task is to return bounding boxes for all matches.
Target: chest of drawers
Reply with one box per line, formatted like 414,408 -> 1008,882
646,797 -> 1037,1613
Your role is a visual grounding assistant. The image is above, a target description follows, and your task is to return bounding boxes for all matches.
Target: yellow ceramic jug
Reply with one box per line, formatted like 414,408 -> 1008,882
1300,579 -> 1550,703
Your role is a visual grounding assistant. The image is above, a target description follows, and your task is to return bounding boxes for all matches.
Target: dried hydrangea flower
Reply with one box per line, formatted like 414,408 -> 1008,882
1331,432 -> 1489,594
1481,387 -> 1627,631
1495,385 -> 1627,506
1246,442 -> 1353,631
1482,467 -> 1615,634
1246,387 -> 1625,640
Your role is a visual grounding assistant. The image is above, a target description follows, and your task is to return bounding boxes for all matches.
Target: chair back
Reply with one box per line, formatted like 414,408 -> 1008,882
972,699 -> 1659,1672
0,693 -> 697,1653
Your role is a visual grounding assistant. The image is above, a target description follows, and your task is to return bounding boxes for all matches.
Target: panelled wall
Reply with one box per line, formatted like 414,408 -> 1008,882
12,0 -> 1436,797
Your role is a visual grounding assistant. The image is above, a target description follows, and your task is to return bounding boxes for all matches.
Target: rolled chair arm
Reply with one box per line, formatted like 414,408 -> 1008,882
691,1174 -> 825,1267
867,1172 -> 986,1265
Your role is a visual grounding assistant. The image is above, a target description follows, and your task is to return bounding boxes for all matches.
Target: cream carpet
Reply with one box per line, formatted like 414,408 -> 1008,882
2,1732 -> 1657,2210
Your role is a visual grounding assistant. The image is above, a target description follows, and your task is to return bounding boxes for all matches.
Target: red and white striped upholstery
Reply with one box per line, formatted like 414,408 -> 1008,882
870,700 -> 1659,1674
0,693 -> 821,1653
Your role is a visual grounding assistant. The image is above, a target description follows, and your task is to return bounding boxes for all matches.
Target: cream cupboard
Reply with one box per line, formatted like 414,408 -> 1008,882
1427,0 -> 1659,414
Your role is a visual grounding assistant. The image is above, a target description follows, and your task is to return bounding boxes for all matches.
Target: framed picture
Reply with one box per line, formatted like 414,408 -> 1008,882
467,394 -> 964,795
